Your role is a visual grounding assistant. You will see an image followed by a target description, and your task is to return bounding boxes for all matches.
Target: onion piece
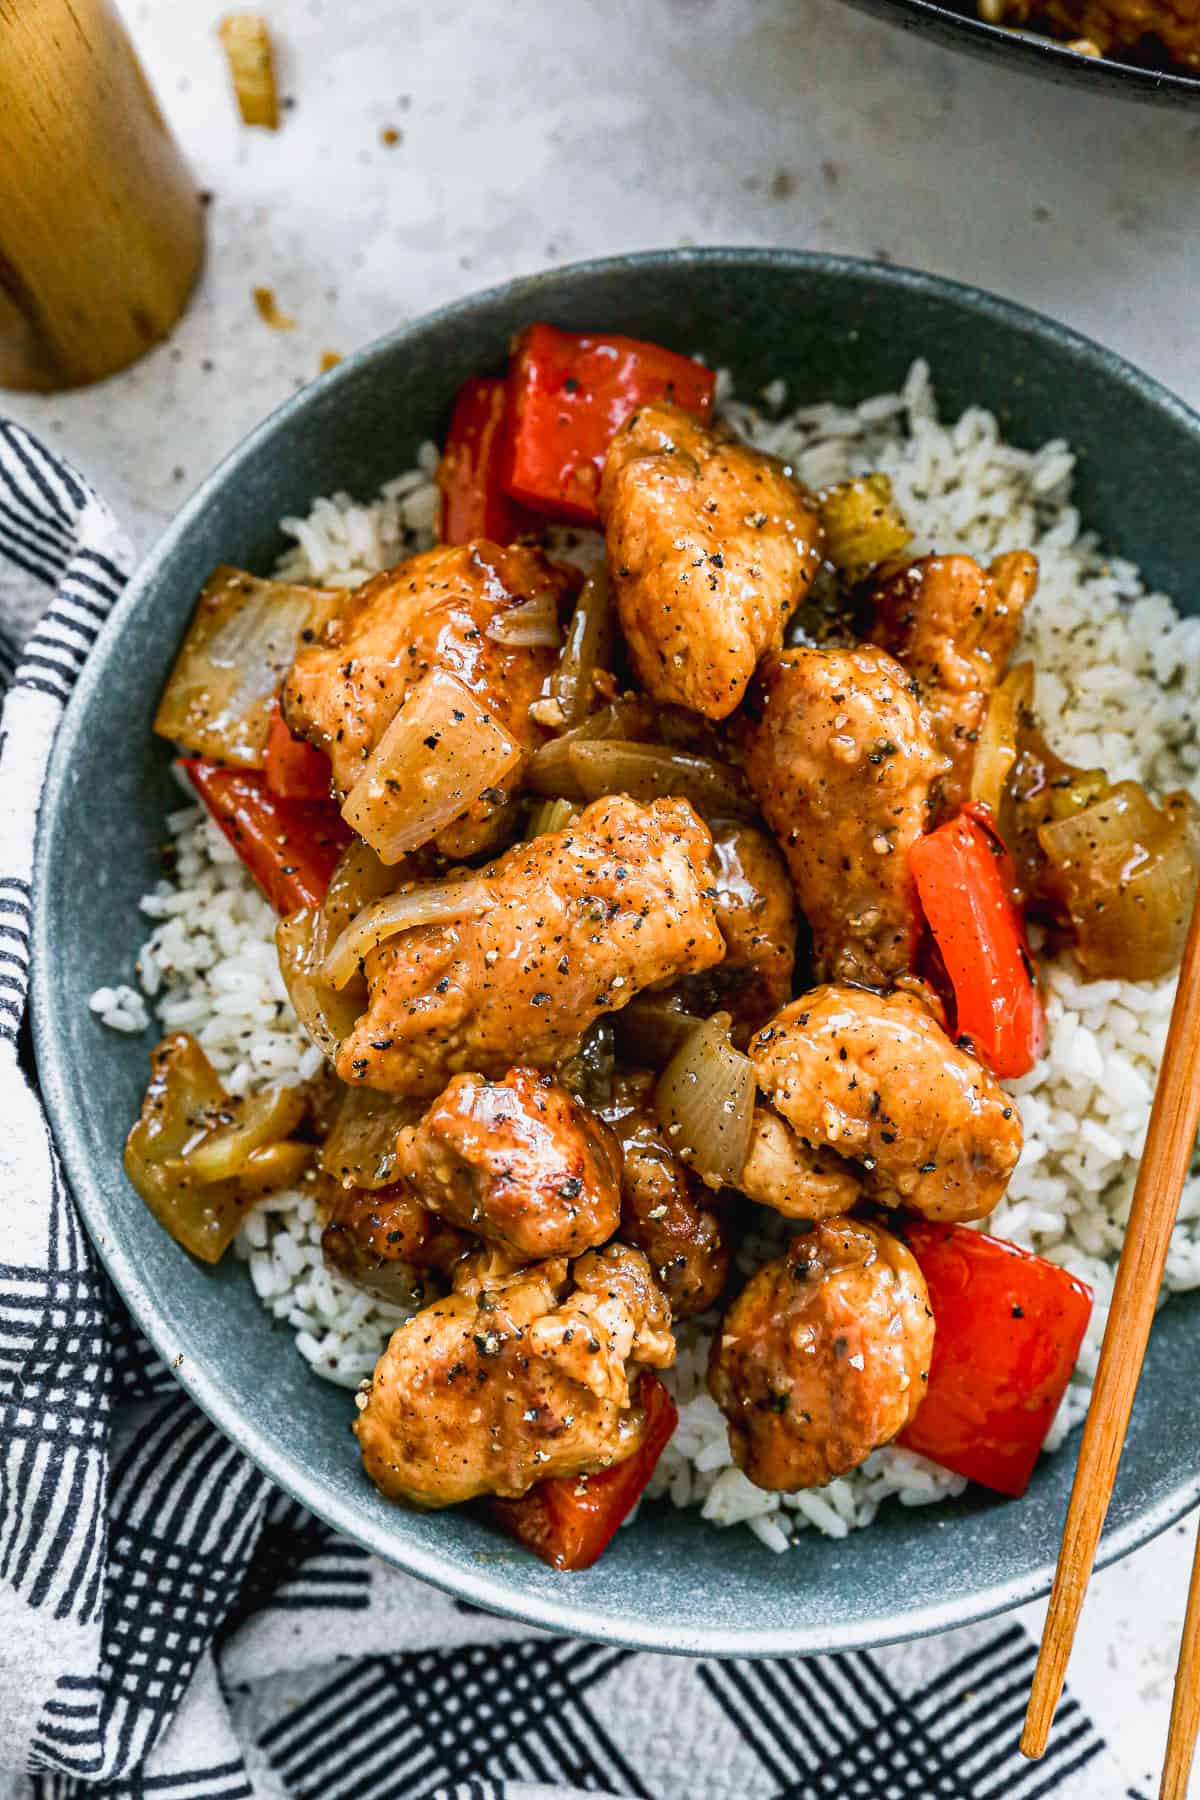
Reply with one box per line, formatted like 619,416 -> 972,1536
485,592 -> 563,648
237,1140 -> 314,1196
534,739 -> 755,822
276,907 -> 366,1058
341,668 -> 521,863
654,1012 -> 755,1189
613,996 -> 704,1068
557,1017 -> 616,1112
185,1084 -> 307,1183
552,565 -> 613,726
524,797 -> 579,840
321,837 -> 398,937
526,696 -> 658,797
971,662 -> 1034,818
322,877 -> 492,990
1038,781 -> 1200,980
217,13 -> 280,129
153,566 -> 339,768
319,1086 -> 423,1189
124,1033 -> 307,1263
817,472 -> 911,585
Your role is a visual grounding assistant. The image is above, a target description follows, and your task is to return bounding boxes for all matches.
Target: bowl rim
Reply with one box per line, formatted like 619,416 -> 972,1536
31,245 -> 1200,1657
836,0 -> 1200,104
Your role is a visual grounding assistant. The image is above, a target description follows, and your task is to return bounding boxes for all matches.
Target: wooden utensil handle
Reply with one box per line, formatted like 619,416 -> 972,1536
0,0 -> 205,392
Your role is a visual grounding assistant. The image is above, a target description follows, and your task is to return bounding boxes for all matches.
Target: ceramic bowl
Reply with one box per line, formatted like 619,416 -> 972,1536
33,248 -> 1200,1656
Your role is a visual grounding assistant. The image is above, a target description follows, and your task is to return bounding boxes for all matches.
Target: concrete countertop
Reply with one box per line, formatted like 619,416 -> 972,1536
4,0 -> 1198,1790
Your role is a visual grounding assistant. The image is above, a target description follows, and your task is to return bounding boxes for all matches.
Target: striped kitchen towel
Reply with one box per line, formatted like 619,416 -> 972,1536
0,418 -> 1129,1800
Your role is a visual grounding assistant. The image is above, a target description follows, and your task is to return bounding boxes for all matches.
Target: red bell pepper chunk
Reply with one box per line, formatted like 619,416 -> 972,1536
264,699 -> 334,801
436,375 -> 537,546
491,1372 -> 678,1570
182,759 -> 351,914
499,322 -> 716,525
910,802 -> 1046,1079
898,1220 -> 1093,1497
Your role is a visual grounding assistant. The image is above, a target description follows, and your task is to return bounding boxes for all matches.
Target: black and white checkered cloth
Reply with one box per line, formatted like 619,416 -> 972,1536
0,420 -> 1137,1800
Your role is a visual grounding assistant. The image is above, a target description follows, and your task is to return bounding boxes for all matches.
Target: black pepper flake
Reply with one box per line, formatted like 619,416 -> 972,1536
531,992 -> 551,1006
1011,1304 -> 1025,1319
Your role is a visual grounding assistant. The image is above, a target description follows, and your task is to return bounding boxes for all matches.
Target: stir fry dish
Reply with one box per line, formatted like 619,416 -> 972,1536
126,323 -> 1200,1570
978,0 -> 1200,68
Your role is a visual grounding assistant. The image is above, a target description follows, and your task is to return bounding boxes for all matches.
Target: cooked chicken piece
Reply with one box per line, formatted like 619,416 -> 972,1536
673,820 -> 796,1045
608,1071 -> 732,1318
738,1104 -> 860,1221
338,796 -> 725,1098
321,1180 -> 469,1303
870,551 -> 1037,807
708,1219 -> 933,1491
282,541 -> 573,857
749,986 -> 1022,1223
393,1066 -> 622,1262
355,1241 -> 674,1507
600,402 -> 824,720
741,645 -> 949,987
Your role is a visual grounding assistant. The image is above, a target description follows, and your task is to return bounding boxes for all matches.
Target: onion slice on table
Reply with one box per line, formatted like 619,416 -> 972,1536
154,566 -> 340,767
341,668 -> 522,862
655,1012 -> 755,1188
321,878 -> 493,990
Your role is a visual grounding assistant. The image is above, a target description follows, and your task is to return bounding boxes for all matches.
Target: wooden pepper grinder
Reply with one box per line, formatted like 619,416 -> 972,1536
0,0 -> 205,391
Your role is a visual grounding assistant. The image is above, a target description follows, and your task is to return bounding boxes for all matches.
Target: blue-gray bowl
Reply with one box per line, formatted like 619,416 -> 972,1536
32,248 -> 1200,1657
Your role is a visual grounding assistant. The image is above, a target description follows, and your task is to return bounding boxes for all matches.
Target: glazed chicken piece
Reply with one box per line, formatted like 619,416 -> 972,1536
673,820 -> 796,1045
355,1241 -> 675,1507
708,1219 -> 933,1491
741,645 -> 949,987
392,1066 -> 622,1262
738,1104 -> 861,1221
748,986 -> 1023,1223
337,795 -> 725,1098
321,1181 -> 469,1304
599,402 -> 824,720
608,1071 -> 732,1319
870,551 -> 1037,808
282,541 -> 574,857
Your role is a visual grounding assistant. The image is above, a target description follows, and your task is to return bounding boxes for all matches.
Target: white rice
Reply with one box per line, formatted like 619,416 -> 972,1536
99,361 -> 1200,1541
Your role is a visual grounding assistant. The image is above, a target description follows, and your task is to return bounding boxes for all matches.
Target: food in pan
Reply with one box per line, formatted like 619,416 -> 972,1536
101,324 -> 1200,1566
978,0 -> 1200,70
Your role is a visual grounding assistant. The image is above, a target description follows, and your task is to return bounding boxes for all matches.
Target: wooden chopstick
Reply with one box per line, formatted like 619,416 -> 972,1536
1022,888 -> 1200,1761
1161,1515 -> 1200,1800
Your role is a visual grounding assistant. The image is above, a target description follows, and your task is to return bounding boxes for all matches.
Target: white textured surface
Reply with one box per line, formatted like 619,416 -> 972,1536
4,0 -> 1199,1791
